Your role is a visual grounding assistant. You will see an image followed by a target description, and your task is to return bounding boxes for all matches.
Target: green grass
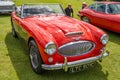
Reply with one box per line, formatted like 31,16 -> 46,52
0,0 -> 120,80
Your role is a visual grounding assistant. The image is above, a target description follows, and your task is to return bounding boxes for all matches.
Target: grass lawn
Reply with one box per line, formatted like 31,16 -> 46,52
0,0 -> 120,80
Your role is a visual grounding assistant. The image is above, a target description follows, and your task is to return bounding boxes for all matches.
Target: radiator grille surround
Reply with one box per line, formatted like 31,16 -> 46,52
58,41 -> 95,56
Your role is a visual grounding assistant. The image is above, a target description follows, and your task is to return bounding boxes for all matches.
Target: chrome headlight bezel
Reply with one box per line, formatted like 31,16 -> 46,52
44,42 -> 57,55
101,34 -> 109,45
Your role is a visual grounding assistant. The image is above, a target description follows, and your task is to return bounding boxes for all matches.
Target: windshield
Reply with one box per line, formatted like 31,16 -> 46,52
107,4 -> 120,14
21,4 -> 65,18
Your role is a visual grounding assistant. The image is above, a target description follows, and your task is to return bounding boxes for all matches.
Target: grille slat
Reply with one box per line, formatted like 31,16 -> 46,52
58,41 -> 95,56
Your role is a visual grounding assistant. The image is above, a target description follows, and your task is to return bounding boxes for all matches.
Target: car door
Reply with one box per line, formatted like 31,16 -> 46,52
91,3 -> 112,29
12,8 -> 28,40
106,4 -> 120,32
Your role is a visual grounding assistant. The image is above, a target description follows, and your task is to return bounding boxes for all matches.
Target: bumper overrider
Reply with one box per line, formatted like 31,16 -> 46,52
42,50 -> 109,72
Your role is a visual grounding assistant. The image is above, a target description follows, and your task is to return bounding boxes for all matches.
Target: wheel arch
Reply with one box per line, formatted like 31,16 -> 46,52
28,36 -> 34,46
27,36 -> 45,61
28,37 -> 44,74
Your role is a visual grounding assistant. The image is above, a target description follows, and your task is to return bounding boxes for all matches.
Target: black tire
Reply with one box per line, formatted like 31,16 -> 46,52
28,40 -> 43,74
81,16 -> 90,23
11,17 -> 18,38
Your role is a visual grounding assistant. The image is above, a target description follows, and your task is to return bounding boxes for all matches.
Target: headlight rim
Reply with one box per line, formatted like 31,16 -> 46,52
101,34 -> 109,45
44,42 -> 57,55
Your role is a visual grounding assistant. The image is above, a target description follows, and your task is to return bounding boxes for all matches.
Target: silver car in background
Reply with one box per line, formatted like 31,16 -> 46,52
0,0 -> 15,14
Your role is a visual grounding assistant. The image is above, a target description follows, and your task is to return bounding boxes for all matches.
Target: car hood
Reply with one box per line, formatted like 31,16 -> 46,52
25,16 -> 94,46
0,1 -> 14,6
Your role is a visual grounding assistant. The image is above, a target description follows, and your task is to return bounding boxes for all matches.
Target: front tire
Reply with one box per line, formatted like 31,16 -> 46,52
81,16 -> 90,23
28,40 -> 43,74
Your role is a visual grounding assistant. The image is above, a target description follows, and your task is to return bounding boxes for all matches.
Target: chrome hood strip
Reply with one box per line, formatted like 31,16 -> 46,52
65,31 -> 83,37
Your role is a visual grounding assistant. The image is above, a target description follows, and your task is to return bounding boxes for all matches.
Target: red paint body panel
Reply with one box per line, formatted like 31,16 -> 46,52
78,2 -> 120,33
11,11 -> 106,65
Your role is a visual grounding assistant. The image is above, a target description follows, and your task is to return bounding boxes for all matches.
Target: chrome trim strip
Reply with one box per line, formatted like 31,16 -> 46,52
42,50 -> 109,70
58,41 -> 95,56
65,31 -> 83,37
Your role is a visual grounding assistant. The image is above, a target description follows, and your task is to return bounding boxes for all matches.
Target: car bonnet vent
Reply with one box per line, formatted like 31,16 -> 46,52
65,31 -> 83,37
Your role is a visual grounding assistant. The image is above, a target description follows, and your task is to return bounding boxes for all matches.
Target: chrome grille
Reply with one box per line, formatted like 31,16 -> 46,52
58,41 -> 95,56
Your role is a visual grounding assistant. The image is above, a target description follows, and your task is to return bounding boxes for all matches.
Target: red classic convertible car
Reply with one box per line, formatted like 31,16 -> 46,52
11,4 -> 109,74
78,2 -> 120,33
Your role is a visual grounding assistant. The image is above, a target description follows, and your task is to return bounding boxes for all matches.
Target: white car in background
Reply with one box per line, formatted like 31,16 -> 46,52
0,0 -> 15,14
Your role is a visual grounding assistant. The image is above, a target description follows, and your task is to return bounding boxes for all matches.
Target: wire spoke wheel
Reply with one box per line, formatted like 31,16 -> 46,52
30,46 -> 39,69
29,40 -> 43,74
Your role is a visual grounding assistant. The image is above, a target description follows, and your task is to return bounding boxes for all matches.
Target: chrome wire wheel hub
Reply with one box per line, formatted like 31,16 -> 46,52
30,46 -> 39,69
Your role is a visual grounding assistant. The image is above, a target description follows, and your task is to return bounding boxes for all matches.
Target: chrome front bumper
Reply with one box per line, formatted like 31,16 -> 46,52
42,50 -> 109,71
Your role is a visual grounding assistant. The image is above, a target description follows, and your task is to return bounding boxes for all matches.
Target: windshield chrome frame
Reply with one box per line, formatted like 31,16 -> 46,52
20,3 -> 65,18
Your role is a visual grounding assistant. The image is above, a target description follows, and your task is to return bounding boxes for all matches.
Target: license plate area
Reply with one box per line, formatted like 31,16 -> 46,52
68,62 -> 95,73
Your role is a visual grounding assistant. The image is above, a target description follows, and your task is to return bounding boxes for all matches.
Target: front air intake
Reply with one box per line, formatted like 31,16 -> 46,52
58,41 -> 95,56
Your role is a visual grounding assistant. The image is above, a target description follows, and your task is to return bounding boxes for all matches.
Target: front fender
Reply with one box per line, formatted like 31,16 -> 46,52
26,22 -> 57,64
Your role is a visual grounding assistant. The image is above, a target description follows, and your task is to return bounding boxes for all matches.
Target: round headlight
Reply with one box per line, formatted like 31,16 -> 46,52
44,42 -> 57,55
101,34 -> 109,45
